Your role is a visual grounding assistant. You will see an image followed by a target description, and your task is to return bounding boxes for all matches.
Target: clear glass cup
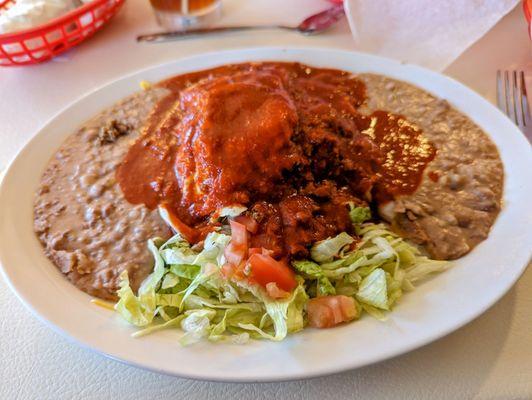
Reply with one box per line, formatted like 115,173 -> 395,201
149,0 -> 222,30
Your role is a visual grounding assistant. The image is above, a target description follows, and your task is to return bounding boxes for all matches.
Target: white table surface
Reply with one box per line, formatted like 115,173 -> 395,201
1,1 -> 531,399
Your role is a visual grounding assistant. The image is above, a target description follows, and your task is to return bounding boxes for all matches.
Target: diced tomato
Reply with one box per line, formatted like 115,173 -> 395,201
307,295 -> 358,329
234,215 -> 259,234
248,253 -> 297,292
265,282 -> 291,299
249,246 -> 275,257
221,263 -> 234,278
224,220 -> 248,266
221,262 -> 246,280
307,302 -> 333,328
229,219 -> 248,246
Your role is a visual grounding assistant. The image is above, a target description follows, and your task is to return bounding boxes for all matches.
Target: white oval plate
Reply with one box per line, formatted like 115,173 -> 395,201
1,48 -> 531,382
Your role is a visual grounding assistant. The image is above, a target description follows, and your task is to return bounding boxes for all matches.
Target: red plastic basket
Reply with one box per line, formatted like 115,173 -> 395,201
0,0 -> 125,66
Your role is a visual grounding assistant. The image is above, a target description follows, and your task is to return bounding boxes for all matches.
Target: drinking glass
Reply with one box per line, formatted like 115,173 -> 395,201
149,0 -> 222,29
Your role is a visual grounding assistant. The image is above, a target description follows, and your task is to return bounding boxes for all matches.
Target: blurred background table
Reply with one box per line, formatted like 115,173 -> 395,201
0,0 -> 531,398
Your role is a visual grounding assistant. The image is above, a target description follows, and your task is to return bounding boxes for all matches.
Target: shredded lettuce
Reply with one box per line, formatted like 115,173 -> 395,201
349,205 -> 372,224
356,268 -> 388,310
405,259 -> 449,283
179,309 -> 216,345
114,211 -> 449,344
292,260 -> 335,296
115,232 -> 309,343
293,221 -> 449,319
218,205 -> 247,218
236,284 -> 307,341
114,239 -> 165,326
115,271 -> 154,326
310,232 -> 354,263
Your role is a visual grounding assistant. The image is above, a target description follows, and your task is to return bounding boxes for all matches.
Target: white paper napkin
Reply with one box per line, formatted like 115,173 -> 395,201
344,0 -> 520,71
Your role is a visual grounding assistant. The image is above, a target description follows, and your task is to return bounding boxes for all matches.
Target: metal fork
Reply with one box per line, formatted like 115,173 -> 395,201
496,70 -> 532,141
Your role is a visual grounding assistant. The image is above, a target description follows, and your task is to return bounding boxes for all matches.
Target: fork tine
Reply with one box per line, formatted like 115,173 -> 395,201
519,71 -> 530,127
496,70 -> 505,112
504,70 -> 512,119
512,71 -> 523,127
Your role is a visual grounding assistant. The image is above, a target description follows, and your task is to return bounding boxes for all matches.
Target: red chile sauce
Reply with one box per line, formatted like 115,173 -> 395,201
117,62 -> 435,258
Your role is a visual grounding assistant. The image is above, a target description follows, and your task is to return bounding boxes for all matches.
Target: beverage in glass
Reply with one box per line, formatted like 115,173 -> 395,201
149,0 -> 222,29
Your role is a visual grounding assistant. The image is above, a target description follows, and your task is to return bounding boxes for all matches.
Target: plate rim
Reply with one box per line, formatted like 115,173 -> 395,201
1,46 -> 531,382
